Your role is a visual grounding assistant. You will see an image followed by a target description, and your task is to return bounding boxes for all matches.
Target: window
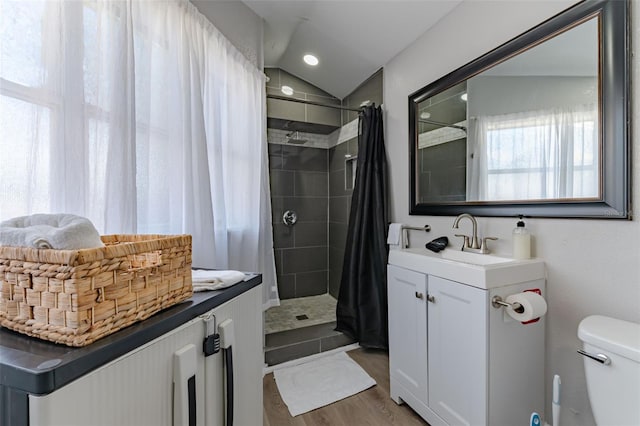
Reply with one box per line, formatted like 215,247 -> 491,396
472,106 -> 598,201
0,1 -> 279,308
1,1 -> 55,218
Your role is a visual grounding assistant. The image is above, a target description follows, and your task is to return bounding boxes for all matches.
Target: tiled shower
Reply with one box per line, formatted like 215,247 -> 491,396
264,67 -> 381,365
265,140 -> 358,365
268,137 -> 359,301
269,143 -> 329,300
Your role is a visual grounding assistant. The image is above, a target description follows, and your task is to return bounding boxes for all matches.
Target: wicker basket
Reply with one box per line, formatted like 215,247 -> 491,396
0,234 -> 192,347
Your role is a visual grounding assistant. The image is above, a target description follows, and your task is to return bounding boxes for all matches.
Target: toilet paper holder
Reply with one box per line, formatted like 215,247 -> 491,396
491,295 -> 525,314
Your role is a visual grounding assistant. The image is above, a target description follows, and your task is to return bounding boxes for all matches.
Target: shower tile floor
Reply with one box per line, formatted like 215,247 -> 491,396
265,293 -> 337,334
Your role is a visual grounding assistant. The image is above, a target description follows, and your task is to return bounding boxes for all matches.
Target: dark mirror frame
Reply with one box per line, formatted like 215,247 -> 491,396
409,0 -> 629,219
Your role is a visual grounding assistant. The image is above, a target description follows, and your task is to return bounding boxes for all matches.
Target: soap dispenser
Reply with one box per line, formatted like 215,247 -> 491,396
513,215 -> 531,259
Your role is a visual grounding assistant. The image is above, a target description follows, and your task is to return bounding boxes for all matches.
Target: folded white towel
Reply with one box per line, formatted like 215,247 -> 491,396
0,214 -> 104,250
191,269 -> 245,292
387,223 -> 403,245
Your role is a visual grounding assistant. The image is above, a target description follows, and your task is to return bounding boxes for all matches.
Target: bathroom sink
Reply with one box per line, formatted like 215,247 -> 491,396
388,248 -> 544,289
440,249 -> 514,265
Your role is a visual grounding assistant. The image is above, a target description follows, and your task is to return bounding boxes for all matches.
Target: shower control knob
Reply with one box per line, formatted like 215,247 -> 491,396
283,210 -> 297,226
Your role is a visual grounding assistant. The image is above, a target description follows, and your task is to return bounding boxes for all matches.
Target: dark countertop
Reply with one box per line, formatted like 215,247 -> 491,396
0,274 -> 262,395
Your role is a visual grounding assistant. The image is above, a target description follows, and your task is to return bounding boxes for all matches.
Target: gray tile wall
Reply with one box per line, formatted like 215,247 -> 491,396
342,68 -> 383,124
269,143 -> 329,299
418,138 -> 467,202
266,68 -> 341,128
328,138 -> 358,298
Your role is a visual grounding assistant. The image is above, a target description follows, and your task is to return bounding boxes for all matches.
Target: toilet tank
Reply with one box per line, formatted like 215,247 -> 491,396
578,315 -> 640,426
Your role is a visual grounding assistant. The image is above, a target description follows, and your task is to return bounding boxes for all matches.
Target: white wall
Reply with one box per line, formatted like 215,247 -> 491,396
190,0 -> 263,69
384,2 -> 640,426
467,76 -> 597,116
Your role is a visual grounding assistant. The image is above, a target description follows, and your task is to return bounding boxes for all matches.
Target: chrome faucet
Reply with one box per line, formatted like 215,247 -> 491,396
452,213 -> 480,249
452,213 -> 498,254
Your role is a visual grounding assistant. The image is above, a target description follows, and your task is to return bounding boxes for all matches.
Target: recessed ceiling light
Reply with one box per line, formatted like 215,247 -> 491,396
420,111 -> 431,119
460,93 -> 468,101
303,54 -> 319,66
281,85 -> 294,96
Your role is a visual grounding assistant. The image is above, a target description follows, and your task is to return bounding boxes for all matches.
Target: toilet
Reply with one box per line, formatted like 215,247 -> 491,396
578,315 -> 640,426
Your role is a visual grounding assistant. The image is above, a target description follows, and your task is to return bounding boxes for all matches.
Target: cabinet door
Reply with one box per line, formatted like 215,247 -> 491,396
29,285 -> 264,426
428,276 -> 487,426
204,285 -> 263,426
388,265 -> 428,401
29,319 -> 206,426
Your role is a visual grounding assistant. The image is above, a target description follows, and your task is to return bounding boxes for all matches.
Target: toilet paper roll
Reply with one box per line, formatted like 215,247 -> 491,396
505,291 -> 547,322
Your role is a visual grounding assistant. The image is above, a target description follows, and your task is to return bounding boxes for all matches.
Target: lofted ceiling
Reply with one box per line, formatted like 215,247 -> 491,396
243,0 -> 462,99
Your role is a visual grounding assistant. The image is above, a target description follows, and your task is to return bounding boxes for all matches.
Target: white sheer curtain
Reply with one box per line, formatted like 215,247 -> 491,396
0,0 -> 279,309
467,105 -> 598,201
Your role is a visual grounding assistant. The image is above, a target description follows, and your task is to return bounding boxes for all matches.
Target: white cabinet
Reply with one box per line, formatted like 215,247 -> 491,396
29,286 -> 263,426
388,257 -> 545,426
388,265 -> 428,403
428,276 -> 486,426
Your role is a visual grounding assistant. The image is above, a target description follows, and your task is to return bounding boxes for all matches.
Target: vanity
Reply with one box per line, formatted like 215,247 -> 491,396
0,275 -> 263,426
389,0 -> 629,423
388,248 -> 545,426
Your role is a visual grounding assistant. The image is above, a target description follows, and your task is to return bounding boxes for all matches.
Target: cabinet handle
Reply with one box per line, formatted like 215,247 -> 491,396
415,291 -> 424,299
173,344 -> 197,426
427,294 -> 435,303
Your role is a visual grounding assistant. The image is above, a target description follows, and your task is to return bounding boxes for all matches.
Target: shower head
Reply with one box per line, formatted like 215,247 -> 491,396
286,131 -> 308,145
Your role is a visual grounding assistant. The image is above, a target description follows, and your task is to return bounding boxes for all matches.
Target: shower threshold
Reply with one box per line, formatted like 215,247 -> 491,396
264,294 -> 355,366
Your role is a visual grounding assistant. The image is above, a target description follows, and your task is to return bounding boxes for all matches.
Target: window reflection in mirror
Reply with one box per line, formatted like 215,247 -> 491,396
416,15 -> 600,204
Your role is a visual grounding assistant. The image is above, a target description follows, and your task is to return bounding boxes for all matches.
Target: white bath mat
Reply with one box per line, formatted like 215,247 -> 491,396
273,351 -> 376,416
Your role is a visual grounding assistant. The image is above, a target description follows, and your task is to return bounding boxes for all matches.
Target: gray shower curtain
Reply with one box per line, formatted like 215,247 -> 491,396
336,105 -> 389,350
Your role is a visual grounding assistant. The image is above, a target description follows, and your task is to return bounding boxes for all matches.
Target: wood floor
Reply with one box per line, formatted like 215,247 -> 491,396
263,348 -> 428,426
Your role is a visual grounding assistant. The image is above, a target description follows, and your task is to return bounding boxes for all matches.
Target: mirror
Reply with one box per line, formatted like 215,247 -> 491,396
409,0 -> 629,219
